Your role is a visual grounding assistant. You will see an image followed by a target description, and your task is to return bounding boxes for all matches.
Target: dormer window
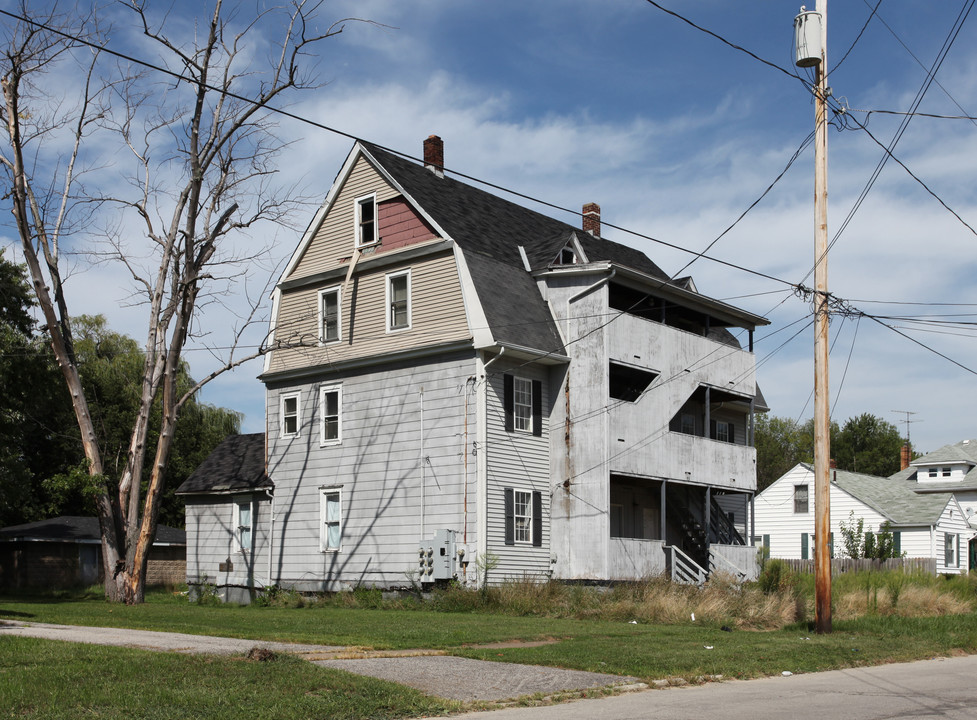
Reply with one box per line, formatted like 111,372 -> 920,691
558,246 -> 576,265
356,194 -> 377,247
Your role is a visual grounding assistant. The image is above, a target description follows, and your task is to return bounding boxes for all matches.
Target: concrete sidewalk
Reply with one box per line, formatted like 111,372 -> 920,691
0,620 -> 645,703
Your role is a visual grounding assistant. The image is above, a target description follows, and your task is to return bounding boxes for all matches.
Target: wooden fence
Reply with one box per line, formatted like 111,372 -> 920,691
779,557 -> 937,575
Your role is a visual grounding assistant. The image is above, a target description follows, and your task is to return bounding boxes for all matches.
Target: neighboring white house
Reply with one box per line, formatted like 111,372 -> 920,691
895,439 -> 977,529
177,136 -> 770,602
755,463 -> 974,574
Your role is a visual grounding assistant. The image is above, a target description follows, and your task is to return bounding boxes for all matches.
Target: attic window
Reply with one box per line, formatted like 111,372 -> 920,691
356,194 -> 378,247
609,362 -> 657,402
557,246 -> 576,265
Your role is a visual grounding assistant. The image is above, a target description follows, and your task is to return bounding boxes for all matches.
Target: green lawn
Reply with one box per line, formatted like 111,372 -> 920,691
0,635 -> 456,720
2,588 -> 976,718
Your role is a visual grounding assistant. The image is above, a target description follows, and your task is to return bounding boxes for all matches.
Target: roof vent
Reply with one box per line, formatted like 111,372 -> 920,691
423,135 -> 444,177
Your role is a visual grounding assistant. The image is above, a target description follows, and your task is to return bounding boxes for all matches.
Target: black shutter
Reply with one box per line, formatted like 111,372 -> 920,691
532,380 -> 542,437
503,374 -> 514,432
728,422 -> 735,444
504,487 -> 514,545
709,419 -> 716,440
801,533 -> 808,560
532,491 -> 543,547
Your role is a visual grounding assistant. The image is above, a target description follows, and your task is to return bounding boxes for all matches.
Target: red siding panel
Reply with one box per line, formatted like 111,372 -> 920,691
377,199 -> 436,251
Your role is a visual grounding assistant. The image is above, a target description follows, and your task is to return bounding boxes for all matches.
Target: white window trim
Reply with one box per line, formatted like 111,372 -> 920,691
235,498 -> 253,554
513,489 -> 532,544
512,376 -> 533,433
385,268 -> 412,333
944,532 -> 958,567
320,383 -> 342,446
794,484 -> 809,514
320,486 -> 343,552
280,391 -> 301,438
318,285 -> 342,345
355,193 -> 378,248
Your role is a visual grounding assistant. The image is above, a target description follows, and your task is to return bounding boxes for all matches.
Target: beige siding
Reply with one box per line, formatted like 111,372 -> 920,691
269,251 -> 471,374
288,157 -> 402,280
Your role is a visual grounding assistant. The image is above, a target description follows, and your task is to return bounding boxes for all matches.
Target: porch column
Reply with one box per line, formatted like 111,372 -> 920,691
705,486 -> 711,545
704,387 -> 711,439
749,396 -> 755,446
660,480 -> 667,543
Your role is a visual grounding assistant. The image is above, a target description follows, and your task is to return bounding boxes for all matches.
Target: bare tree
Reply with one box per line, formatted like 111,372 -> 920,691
0,0 -> 343,603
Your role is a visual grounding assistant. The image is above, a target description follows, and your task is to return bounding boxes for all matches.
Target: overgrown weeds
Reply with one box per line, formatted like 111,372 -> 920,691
315,568 -> 973,630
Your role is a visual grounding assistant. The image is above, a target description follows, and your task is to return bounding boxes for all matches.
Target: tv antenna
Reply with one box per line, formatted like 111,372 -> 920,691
891,410 -> 921,448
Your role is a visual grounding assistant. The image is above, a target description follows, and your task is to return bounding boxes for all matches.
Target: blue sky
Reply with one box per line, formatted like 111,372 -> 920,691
5,1 -> 977,455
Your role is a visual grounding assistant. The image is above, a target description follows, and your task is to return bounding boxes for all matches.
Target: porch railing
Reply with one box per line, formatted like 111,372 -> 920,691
709,548 -> 748,581
665,545 -> 708,585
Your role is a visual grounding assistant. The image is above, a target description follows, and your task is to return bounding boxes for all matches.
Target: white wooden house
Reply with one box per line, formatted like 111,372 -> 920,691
754,463 -> 974,573
177,136 -> 769,601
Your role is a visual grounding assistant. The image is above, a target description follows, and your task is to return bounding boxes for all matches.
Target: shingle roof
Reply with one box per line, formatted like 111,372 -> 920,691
0,516 -> 185,545
911,439 -> 977,466
174,433 -> 272,495
803,463 -> 951,526
361,143 -> 686,355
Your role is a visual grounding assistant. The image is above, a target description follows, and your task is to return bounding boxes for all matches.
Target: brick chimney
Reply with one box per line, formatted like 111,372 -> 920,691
423,135 -> 444,177
900,443 -> 912,471
582,202 -> 600,237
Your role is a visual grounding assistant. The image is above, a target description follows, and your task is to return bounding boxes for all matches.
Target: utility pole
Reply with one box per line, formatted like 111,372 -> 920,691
795,2 -> 831,633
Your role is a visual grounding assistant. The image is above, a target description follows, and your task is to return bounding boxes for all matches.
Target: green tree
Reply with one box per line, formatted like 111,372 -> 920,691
55,315 -> 242,528
832,413 -> 905,477
754,414 -> 838,491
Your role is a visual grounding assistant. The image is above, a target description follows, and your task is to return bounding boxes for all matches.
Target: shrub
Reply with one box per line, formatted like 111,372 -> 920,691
757,558 -> 795,594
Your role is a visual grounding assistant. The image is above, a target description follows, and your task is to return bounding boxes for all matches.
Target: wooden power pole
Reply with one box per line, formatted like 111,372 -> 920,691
796,1 -> 831,633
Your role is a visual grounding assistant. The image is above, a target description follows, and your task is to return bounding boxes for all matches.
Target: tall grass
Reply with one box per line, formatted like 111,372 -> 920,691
310,566 -> 974,630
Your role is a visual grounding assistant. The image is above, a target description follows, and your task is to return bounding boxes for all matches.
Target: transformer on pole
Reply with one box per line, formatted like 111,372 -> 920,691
795,1 -> 832,634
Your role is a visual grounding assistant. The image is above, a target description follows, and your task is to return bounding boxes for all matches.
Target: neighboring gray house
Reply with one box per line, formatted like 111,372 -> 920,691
0,516 -> 186,590
754,463 -> 975,573
179,136 -> 769,601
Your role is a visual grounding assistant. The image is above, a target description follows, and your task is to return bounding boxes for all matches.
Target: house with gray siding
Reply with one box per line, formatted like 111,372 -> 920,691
178,136 -> 770,600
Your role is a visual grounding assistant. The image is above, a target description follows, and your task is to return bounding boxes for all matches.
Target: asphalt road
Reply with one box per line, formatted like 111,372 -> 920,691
452,654 -> 977,720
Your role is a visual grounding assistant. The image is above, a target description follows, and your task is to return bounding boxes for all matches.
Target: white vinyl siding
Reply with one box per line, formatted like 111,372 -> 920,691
184,496 -> 272,593
485,363 -> 550,581
264,352 -> 476,590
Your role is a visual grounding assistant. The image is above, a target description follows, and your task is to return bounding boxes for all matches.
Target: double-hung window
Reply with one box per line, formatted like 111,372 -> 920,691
319,286 -> 341,343
356,194 -> 377,247
235,499 -> 252,553
503,487 -> 542,546
320,488 -> 342,552
386,270 -> 411,331
513,377 -> 533,432
794,484 -> 809,514
945,532 -> 959,567
715,420 -> 734,443
503,374 -> 542,436
280,392 -> 300,438
320,384 -> 341,445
